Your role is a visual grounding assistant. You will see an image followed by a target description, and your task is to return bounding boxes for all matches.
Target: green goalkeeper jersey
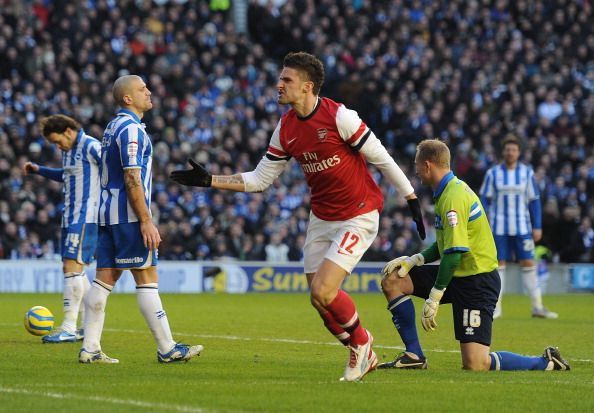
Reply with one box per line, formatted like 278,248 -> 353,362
434,172 -> 498,276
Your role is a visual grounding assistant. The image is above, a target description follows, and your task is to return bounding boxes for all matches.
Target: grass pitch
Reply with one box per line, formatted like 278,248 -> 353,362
1,292 -> 592,413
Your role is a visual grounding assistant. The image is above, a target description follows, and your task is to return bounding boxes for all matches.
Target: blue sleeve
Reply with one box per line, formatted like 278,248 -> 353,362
36,166 -> 64,182
528,199 -> 542,230
480,195 -> 490,211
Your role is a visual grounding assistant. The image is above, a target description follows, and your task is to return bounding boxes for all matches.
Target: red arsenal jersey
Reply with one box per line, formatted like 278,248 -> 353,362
266,97 -> 384,221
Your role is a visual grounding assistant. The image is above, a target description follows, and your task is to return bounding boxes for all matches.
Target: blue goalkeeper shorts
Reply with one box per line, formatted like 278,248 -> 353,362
409,265 -> 500,346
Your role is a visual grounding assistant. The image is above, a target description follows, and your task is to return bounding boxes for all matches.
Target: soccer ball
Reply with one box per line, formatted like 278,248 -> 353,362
24,306 -> 55,336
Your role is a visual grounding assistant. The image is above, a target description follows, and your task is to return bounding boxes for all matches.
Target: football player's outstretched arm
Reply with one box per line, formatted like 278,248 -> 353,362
169,158 -> 247,191
23,161 -> 64,182
211,174 -> 247,191
170,156 -> 287,193
124,167 -> 161,250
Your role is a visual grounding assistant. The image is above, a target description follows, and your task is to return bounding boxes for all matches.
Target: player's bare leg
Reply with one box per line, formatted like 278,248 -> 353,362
307,272 -> 350,346
310,259 -> 377,381
460,342 -> 491,371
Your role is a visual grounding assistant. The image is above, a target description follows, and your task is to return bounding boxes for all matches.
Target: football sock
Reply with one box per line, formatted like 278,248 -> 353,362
62,272 -> 85,333
78,273 -> 91,329
496,266 -> 505,315
522,266 -> 544,310
490,351 -> 549,370
325,290 -> 368,346
136,283 -> 176,354
319,310 -> 350,346
387,295 -> 424,358
82,279 -> 112,352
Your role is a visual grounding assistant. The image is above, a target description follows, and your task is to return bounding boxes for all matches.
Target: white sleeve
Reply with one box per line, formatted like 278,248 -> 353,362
89,140 -> 102,164
241,120 -> 290,192
526,167 -> 540,201
241,156 -> 288,192
359,132 -> 415,197
335,104 -> 370,147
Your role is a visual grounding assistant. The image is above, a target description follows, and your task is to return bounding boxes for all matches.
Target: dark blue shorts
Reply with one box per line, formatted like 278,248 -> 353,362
61,223 -> 98,264
494,234 -> 535,261
96,223 -> 158,270
409,265 -> 500,345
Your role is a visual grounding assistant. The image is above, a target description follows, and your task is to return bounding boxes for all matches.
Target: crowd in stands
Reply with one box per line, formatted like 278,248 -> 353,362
0,0 -> 593,264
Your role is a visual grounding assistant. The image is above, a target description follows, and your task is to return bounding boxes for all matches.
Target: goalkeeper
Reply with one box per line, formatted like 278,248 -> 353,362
378,139 -> 570,371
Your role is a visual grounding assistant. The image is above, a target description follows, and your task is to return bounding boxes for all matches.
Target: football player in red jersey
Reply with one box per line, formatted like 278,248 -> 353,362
171,52 -> 425,381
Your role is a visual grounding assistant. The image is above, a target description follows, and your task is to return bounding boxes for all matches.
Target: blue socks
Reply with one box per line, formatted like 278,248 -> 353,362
490,351 -> 549,370
387,295 -> 425,358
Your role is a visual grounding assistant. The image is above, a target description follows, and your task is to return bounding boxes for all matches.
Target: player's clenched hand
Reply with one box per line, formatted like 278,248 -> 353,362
422,287 -> 445,332
382,253 -> 424,278
23,162 -> 39,176
407,198 -> 426,240
140,220 -> 161,250
169,159 -> 212,187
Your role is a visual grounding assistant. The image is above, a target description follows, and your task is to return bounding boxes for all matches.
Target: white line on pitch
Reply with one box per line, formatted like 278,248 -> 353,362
3,323 -> 591,363
0,386 -> 212,413
103,328 -> 594,362
103,327 -> 457,353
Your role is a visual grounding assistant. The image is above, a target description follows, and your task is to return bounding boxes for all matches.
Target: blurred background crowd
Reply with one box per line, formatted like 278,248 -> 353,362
0,0 -> 593,263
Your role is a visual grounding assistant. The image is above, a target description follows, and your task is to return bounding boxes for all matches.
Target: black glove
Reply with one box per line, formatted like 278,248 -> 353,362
407,198 -> 426,240
169,159 -> 212,187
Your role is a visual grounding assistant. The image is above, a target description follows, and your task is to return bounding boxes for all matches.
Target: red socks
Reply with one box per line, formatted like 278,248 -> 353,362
319,311 -> 350,346
324,290 -> 368,346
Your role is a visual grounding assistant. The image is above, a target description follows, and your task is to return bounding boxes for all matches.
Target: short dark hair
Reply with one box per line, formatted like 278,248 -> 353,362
39,115 -> 81,137
502,134 -> 521,150
283,52 -> 325,95
112,74 -> 142,106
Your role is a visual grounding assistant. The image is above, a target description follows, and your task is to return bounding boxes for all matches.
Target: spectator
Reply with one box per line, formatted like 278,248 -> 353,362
264,232 -> 289,262
1,0 -> 593,263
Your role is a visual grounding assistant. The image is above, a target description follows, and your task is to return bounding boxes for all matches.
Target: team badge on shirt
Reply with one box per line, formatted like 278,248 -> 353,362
316,128 -> 328,141
446,210 -> 458,227
127,140 -> 138,164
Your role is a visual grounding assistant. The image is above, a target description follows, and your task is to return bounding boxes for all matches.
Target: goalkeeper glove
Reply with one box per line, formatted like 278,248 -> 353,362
382,253 -> 424,278
421,287 -> 445,332
407,198 -> 426,240
169,159 -> 212,187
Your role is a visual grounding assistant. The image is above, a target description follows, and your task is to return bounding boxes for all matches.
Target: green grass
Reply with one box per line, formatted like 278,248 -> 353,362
1,293 -> 593,413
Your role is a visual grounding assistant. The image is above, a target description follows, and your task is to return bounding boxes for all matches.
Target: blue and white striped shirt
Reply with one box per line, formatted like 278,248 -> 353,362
98,109 -> 153,225
61,129 -> 101,227
479,162 -> 540,236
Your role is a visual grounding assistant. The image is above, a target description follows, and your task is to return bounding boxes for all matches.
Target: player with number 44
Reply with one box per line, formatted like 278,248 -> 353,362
378,139 -> 570,372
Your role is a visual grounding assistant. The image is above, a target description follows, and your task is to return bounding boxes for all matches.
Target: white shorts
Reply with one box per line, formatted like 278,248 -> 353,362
304,210 -> 379,274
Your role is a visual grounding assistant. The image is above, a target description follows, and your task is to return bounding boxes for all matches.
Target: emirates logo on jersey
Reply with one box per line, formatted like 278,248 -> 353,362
301,151 -> 341,174
317,128 -> 328,141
